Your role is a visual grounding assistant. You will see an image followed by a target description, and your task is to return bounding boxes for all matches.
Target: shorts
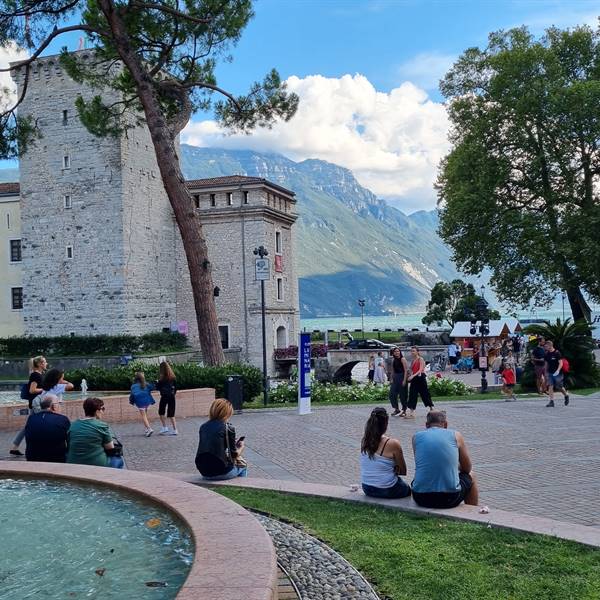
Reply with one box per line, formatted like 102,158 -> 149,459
412,472 -> 473,509
449,356 -> 458,365
503,383 -> 515,389
362,477 -> 411,499
547,372 -> 564,388
158,396 -> 176,418
534,364 -> 546,377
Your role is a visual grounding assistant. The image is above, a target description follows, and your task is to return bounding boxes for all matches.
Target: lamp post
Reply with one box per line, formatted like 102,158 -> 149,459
358,299 -> 366,339
253,245 -> 269,407
470,286 -> 490,393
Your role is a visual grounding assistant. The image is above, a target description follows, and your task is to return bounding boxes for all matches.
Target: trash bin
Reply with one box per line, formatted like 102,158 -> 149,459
225,375 -> 244,413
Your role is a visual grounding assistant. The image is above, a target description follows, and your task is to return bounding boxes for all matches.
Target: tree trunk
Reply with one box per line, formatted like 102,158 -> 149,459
565,286 -> 591,323
100,0 -> 224,364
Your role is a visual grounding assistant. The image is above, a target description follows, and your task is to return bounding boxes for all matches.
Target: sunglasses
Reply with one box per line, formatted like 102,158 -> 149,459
99,406 -> 106,411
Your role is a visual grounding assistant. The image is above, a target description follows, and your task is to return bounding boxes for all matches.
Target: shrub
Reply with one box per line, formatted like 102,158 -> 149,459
273,343 -> 341,360
66,362 -> 262,401
269,381 -> 389,404
0,331 -> 188,357
427,375 -> 474,397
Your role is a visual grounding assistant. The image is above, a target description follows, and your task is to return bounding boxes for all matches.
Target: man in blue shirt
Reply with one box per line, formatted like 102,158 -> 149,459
411,411 -> 479,508
25,395 -> 70,463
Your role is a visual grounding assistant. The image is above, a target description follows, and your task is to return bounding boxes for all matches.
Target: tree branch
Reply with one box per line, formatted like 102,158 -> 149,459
0,0 -> 82,17
129,1 -> 211,24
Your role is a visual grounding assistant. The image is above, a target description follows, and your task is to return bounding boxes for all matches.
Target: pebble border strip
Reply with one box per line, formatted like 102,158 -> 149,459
255,513 -> 380,600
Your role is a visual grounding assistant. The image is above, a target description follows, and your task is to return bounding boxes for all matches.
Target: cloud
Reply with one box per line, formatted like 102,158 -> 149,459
396,52 -> 456,91
183,73 -> 450,213
0,43 -> 29,110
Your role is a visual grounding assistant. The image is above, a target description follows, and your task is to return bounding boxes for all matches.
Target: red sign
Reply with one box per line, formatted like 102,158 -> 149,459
275,254 -> 283,272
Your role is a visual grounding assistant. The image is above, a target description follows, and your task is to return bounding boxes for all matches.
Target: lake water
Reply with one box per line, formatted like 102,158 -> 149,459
301,310 -> 570,333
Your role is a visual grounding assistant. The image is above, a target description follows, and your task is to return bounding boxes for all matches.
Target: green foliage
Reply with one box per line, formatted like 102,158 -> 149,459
522,319 -> 600,388
66,361 -> 262,400
422,279 -> 500,327
427,375 -> 474,397
438,25 -> 600,315
0,331 -> 188,357
219,488 -> 600,600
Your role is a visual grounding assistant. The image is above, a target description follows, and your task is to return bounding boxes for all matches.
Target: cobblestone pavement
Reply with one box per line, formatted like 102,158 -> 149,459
2,393 -> 599,527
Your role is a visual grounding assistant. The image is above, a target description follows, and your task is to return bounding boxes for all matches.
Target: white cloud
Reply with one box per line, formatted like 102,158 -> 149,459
396,52 -> 456,91
183,73 -> 450,213
0,43 -> 29,111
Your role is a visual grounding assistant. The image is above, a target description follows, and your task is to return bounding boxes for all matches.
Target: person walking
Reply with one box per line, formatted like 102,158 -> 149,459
388,347 -> 408,417
36,368 -> 74,408
544,340 -> 569,408
447,341 -> 459,371
531,336 -> 547,395
9,355 -> 47,456
367,355 -> 375,384
129,371 -> 155,437
373,351 -> 387,385
406,346 -> 434,418
500,361 -> 517,402
360,407 -> 411,499
156,361 -> 178,436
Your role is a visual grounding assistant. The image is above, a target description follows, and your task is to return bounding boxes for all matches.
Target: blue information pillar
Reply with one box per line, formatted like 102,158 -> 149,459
298,332 -> 312,415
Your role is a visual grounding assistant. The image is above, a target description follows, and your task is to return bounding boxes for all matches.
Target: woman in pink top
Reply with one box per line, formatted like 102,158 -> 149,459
406,346 -> 434,418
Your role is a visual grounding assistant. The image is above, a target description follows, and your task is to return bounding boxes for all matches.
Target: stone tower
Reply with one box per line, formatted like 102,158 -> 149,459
12,53 -> 179,336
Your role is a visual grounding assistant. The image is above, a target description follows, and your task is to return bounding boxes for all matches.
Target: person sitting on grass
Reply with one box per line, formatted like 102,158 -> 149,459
195,399 -> 247,481
360,407 -> 411,499
500,361 -> 517,402
411,410 -> 478,509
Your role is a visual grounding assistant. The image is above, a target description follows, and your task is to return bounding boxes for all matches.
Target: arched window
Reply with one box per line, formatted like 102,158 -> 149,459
276,326 -> 287,349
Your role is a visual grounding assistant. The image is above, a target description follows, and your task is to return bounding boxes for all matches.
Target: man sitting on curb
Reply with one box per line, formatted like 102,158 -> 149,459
24,395 -> 70,463
411,410 -> 479,508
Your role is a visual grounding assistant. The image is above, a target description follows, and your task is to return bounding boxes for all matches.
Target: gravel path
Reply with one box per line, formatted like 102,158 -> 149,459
255,513 -> 379,600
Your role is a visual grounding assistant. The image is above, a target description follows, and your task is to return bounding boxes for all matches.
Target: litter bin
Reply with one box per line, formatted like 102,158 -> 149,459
225,375 -> 244,413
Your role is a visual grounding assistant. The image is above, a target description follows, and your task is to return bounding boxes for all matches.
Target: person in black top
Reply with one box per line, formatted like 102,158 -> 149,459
10,355 -> 47,456
388,347 -> 409,417
155,361 -> 178,435
195,399 -> 247,480
544,340 -> 569,408
24,395 -> 70,463
530,336 -> 547,395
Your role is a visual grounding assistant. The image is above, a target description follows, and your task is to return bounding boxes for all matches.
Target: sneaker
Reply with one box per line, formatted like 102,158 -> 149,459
391,410 -> 401,417
564,395 -> 570,406
511,394 -> 517,402
9,449 -> 24,456
167,429 -> 178,436
404,410 -> 415,419
145,428 -> 154,437
159,427 -> 169,435
546,400 -> 555,408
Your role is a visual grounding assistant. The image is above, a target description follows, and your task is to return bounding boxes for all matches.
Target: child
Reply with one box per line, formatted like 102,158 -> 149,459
129,371 -> 155,437
156,361 -> 178,436
501,361 -> 517,402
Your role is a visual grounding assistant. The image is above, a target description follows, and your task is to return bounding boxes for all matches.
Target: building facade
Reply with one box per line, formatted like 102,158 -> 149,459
2,53 -> 299,374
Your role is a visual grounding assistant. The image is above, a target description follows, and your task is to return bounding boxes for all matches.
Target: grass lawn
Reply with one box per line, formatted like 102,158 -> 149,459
216,488 -> 600,600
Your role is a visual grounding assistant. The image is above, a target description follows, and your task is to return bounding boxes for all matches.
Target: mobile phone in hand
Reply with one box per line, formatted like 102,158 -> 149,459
236,436 -> 245,447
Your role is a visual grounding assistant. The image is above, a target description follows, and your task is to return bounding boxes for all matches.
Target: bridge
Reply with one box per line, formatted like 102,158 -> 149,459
315,346 -> 448,383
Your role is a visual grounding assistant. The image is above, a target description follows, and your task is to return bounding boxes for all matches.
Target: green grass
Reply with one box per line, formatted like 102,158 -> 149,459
311,330 -> 405,343
216,488 -> 600,600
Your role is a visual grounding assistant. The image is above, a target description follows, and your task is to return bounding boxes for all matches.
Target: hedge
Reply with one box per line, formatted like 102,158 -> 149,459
66,361 -> 263,402
0,331 -> 188,357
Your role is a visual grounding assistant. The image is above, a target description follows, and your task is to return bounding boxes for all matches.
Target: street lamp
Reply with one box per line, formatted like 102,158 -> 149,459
253,245 -> 269,407
470,286 -> 490,392
358,299 -> 366,339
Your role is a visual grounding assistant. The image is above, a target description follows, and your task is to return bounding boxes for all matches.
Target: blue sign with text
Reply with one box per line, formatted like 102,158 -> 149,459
298,333 -> 312,414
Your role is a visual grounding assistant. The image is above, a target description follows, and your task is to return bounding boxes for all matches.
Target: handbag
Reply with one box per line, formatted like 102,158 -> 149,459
105,437 -> 124,457
224,424 -> 247,469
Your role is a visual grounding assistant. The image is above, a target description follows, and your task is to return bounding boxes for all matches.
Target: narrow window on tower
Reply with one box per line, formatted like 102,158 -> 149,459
276,278 -> 283,301
193,194 -> 200,208
6,213 -> 10,229
11,287 -> 23,310
210,193 -> 216,207
243,191 -> 249,204
63,155 -> 71,169
275,231 -> 282,254
227,192 -> 233,206
62,109 -> 68,125
9,239 -> 22,262
64,195 -> 72,209
66,245 -> 73,259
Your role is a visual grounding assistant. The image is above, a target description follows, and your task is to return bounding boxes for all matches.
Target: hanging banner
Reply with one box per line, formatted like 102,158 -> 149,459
298,332 -> 312,415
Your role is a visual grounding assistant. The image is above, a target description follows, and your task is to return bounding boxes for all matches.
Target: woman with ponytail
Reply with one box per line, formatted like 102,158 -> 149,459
360,407 -> 411,499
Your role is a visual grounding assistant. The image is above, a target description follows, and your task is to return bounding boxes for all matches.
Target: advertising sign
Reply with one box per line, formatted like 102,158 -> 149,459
274,254 -> 283,272
298,332 -> 312,415
592,312 -> 600,340
255,257 -> 270,280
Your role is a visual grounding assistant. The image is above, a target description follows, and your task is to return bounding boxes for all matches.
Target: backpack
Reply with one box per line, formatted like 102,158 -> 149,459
20,383 -> 30,400
561,357 -> 571,374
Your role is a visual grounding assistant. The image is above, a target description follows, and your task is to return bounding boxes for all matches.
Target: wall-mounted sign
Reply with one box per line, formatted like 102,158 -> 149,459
255,257 -> 270,280
274,255 -> 283,272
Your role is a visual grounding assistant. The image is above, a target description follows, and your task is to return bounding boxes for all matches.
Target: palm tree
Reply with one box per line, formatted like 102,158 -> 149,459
524,319 -> 599,388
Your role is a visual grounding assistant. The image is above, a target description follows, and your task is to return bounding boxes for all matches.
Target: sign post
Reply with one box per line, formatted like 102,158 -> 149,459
298,332 -> 312,415
254,248 -> 270,406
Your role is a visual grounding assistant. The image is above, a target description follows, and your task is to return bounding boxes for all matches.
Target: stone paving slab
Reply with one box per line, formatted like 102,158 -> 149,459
2,393 -> 599,528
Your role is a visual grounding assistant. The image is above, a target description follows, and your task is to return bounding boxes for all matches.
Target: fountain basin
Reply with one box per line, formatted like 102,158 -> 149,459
0,462 -> 278,600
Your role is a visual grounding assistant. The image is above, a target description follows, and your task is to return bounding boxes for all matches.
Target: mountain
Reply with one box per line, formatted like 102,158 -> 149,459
180,145 -> 460,317
0,168 -> 18,183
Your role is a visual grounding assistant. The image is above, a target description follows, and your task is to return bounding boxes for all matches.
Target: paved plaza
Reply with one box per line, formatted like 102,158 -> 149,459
3,394 -> 599,528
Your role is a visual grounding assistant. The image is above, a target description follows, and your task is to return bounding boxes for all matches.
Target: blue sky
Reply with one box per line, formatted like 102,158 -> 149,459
1,0 -> 599,212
